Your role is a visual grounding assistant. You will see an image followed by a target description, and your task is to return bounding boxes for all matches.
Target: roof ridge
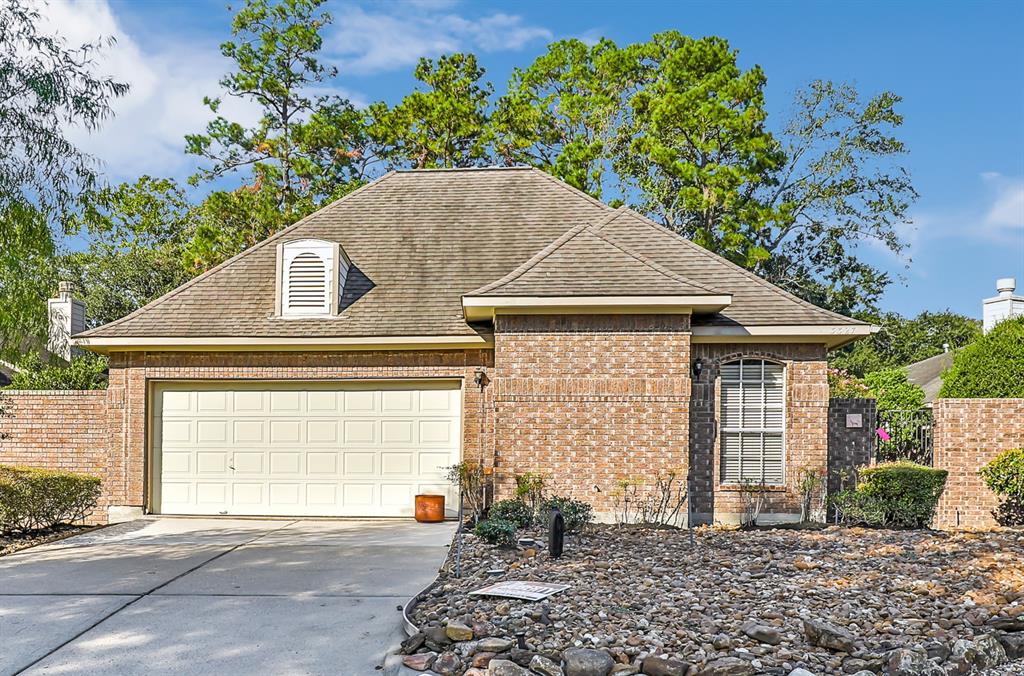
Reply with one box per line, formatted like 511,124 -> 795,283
526,167 -> 616,213
614,207 -> 869,326
395,165 -> 535,173
77,172 -> 399,338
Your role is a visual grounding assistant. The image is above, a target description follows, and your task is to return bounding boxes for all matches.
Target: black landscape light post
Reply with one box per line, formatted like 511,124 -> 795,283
548,507 -> 564,558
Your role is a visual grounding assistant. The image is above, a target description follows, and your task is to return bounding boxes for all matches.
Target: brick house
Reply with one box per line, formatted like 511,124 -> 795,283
65,167 -> 873,524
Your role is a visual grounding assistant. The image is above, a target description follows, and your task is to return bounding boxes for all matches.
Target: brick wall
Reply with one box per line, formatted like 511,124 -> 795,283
933,398 -> 1024,529
827,398 -> 877,499
491,314 -> 691,516
106,350 -> 492,512
0,390 -> 110,521
689,343 -> 829,524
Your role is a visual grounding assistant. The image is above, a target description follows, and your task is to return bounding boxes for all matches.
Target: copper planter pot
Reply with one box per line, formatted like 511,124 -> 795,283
415,494 -> 446,523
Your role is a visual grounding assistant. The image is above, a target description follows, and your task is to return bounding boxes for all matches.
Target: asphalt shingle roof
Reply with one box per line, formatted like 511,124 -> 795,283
79,167 -> 865,340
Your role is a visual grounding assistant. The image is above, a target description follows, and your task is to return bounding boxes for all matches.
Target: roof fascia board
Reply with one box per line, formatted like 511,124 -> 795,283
75,334 -> 493,354
691,324 -> 878,349
462,294 -> 733,321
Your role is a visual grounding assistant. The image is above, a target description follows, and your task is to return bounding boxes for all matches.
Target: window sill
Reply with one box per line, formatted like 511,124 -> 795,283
717,483 -> 788,493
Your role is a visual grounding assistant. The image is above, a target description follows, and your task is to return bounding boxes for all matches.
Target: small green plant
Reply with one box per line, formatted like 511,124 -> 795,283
830,461 -> 947,528
445,462 -> 487,524
473,518 -> 517,547
514,472 -> 546,514
0,465 -> 102,533
979,448 -> 1024,526
488,498 -> 533,528
538,496 -> 593,532
612,477 -> 644,524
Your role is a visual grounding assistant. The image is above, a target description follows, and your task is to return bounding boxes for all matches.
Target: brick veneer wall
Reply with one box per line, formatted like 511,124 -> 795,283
105,349 -> 492,513
933,398 -> 1024,529
827,398 -> 877,499
0,390 -> 110,521
490,314 -> 691,516
689,343 -> 829,524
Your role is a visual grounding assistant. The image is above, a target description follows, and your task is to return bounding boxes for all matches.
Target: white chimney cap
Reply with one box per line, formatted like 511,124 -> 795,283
997,277 -> 1016,295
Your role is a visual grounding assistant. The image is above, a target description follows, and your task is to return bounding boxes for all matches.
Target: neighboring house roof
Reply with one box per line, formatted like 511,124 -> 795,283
904,350 -> 956,403
77,167 -> 868,344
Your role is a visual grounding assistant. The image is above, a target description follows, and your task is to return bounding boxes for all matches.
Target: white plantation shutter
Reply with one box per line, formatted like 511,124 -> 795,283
720,359 -> 786,484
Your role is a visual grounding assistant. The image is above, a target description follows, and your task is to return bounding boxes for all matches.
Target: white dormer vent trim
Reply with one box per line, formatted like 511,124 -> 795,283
277,238 -> 348,318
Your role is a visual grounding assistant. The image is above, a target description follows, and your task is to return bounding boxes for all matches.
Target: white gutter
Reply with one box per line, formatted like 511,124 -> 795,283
74,334 -> 493,354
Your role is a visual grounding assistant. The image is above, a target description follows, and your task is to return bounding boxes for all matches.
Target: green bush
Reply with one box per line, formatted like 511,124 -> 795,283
939,317 -> 1024,398
0,465 -> 102,533
473,518 -> 517,547
831,461 -> 947,528
979,448 -> 1024,526
488,498 -> 533,528
828,368 -> 873,399
5,353 -> 108,391
864,368 -> 924,412
538,495 -> 593,532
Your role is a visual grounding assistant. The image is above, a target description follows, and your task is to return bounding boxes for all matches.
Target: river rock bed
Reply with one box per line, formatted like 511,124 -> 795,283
405,524 -> 1024,675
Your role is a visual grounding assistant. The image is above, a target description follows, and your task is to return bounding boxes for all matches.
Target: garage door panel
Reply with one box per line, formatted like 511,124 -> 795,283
155,381 -> 461,517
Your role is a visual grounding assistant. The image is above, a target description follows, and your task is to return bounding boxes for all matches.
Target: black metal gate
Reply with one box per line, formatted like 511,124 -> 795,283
875,408 -> 934,465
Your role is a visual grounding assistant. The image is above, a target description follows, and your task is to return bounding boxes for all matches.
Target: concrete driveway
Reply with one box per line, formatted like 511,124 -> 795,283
0,518 -> 456,675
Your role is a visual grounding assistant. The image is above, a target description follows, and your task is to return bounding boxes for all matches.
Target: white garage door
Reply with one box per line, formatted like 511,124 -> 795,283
152,381 -> 461,517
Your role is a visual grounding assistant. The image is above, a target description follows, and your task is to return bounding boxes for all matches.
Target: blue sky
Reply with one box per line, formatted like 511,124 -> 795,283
49,0 -> 1024,319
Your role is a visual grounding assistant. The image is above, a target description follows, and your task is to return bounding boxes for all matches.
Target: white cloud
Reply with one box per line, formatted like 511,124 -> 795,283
329,3 -> 552,74
34,0 -> 260,183
982,173 -> 1024,234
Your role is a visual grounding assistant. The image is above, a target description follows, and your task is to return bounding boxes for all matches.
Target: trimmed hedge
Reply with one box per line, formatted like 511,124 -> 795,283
0,465 -> 102,533
979,448 -> 1024,526
832,461 -> 948,528
939,317 -> 1024,398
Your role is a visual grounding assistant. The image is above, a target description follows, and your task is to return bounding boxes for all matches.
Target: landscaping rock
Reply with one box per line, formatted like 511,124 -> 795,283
610,666 -> 640,676
402,651 -> 437,671
802,618 -> 856,653
787,669 -> 817,676
529,654 -> 564,676
562,648 -> 615,676
742,621 -> 782,646
473,652 -> 497,668
997,632 -> 1024,660
487,659 -> 530,675
447,621 -> 475,642
969,634 -> 1007,668
477,637 -> 515,654
425,625 -> 453,651
433,650 -> 462,675
401,632 -> 426,654
695,657 -> 755,675
886,648 -> 929,675
641,656 -> 689,676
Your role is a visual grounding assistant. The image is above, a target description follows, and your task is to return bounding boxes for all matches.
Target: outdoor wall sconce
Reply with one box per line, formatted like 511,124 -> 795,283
692,358 -> 704,381
474,368 -> 488,388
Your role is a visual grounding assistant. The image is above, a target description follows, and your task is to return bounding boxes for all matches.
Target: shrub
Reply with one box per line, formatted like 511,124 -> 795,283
514,472 -> 546,513
979,448 -> 1024,526
831,461 -> 947,528
445,461 -> 488,524
473,518 -> 517,547
6,353 -> 108,390
864,368 -> 924,412
828,368 -> 872,399
538,496 -> 593,532
0,465 -> 102,533
488,498 -> 533,528
939,317 -> 1024,398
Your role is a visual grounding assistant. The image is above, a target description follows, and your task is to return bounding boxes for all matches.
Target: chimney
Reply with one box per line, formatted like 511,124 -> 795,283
47,281 -> 86,362
983,277 -> 1023,334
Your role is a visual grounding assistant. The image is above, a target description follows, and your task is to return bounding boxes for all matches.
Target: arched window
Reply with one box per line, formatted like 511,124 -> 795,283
720,358 -> 785,484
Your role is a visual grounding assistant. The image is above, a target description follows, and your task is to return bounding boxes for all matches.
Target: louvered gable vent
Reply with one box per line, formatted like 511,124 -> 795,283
278,239 -> 346,317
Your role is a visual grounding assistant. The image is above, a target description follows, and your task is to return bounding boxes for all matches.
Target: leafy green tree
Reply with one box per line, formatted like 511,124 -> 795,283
0,0 -> 129,213
831,310 -> 981,376
5,352 -> 107,390
865,368 -> 925,412
185,0 -> 368,212
492,39 -> 624,197
369,53 -> 493,169
61,178 -> 195,327
939,317 -> 1024,398
0,202 -> 55,361
614,32 -> 784,268
751,81 -> 917,314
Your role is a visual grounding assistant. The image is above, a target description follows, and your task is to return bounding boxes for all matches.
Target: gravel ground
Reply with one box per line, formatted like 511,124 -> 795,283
410,524 -> 1024,674
0,525 -> 95,557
